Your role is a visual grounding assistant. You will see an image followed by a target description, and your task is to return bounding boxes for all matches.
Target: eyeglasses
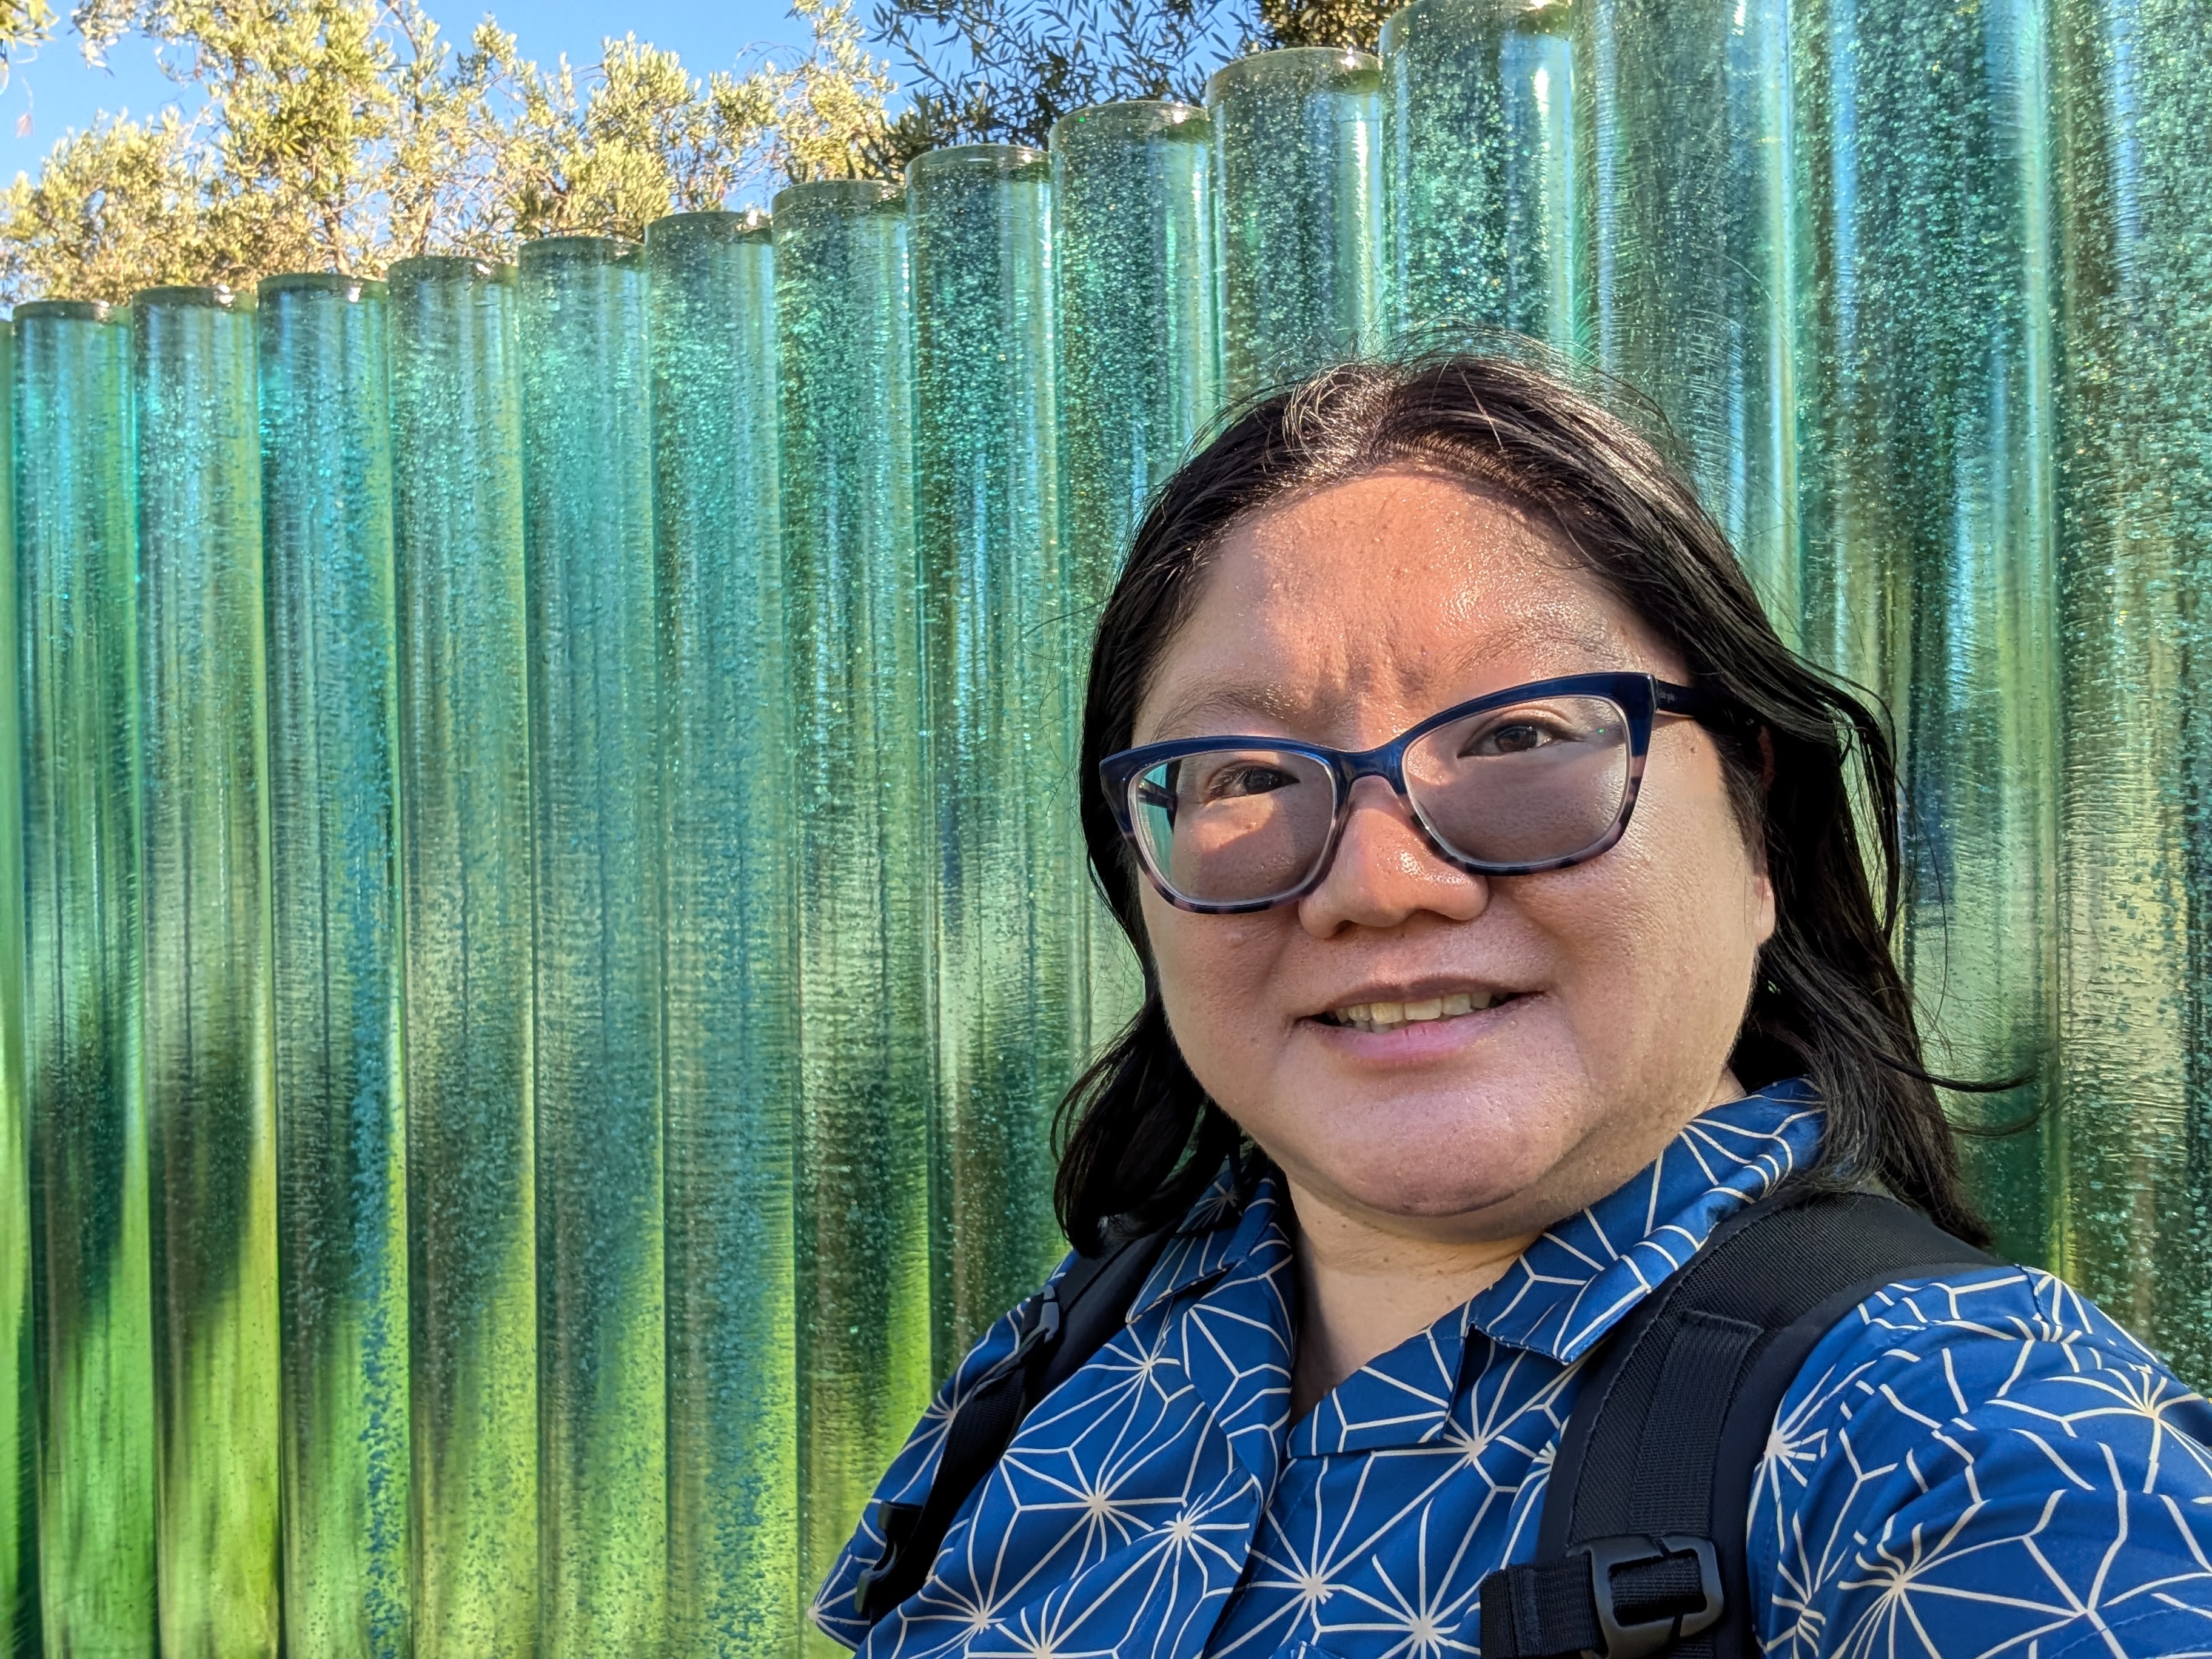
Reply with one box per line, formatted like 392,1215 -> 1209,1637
1099,672 -> 1740,914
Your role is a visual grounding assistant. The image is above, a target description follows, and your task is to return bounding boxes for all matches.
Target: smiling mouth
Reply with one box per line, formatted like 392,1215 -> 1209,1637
1317,990 -> 1524,1034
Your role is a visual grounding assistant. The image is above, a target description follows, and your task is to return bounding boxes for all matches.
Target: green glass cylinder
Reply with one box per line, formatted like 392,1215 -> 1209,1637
1048,100 -> 1219,1051
15,300 -> 157,1654
1789,0 -> 2057,1264
1208,49 -> 1386,399
256,274 -> 411,1659
644,209 -> 799,1659
908,146 -> 1077,1361
2051,0 -> 2212,1384
1576,0 -> 1798,626
389,253 -> 537,1659
0,319 -> 33,1657
131,284 -> 281,1659
388,256 -> 538,1659
770,181 -> 931,1654
1381,0 -> 1578,351
516,235 -> 665,1658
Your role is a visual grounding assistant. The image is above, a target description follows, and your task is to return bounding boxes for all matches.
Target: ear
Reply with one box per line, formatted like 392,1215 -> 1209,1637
1750,862 -> 1778,947
1749,728 -> 1777,943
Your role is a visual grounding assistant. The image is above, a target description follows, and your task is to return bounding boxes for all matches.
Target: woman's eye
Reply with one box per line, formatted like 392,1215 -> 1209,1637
1201,762 -> 1297,801
1463,719 -> 1557,757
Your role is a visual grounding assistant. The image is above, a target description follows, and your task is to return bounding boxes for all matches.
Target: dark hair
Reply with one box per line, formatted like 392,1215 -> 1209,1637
1053,351 -> 1991,1253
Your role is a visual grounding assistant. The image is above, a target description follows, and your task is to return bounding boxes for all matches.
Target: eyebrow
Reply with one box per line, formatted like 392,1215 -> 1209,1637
1142,679 -> 1324,741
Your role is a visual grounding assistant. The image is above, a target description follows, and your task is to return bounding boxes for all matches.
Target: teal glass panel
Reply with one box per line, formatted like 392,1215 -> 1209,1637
1208,49 -> 1386,398
907,146 -> 1078,1361
645,208 -> 800,1659
516,235 -> 665,1658
257,274 -> 411,1659
770,179 -> 932,1654
0,318 -> 33,1657
1381,0 -> 1578,352
1576,0 -> 1798,629
15,300 -> 158,1654
1789,0 -> 2058,1264
1048,100 -> 1219,1052
131,284 -> 282,1659
2051,0 -> 2212,1385
387,256 -> 538,1659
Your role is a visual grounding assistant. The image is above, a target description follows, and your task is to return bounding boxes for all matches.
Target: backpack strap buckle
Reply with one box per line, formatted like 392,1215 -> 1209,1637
1576,1535 -> 1724,1659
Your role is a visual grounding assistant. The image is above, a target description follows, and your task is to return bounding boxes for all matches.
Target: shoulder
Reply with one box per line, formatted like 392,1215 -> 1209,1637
1750,1262 -> 2212,1659
809,1251 -> 1082,1650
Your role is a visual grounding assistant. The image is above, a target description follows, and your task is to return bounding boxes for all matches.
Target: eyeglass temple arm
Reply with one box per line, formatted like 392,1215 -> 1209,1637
1655,679 -> 1757,733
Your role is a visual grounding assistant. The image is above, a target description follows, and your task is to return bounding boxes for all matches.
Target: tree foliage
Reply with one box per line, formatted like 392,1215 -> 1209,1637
0,0 -> 898,302
870,0 -> 1391,156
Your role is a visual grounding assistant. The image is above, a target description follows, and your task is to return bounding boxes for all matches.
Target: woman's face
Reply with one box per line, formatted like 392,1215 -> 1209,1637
1131,467 -> 1777,1243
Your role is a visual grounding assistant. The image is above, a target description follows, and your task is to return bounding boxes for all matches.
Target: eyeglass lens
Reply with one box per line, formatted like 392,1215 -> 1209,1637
1127,694 -> 1634,906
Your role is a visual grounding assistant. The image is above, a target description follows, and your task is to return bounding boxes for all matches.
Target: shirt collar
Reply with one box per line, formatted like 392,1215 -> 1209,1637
1464,1079 -> 1823,1363
1128,1159 -> 1281,1324
1139,1081 -> 1826,1458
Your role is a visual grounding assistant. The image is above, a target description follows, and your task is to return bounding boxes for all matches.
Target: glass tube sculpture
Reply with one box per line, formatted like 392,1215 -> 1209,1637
2050,0 -> 2212,1384
1789,0 -> 2059,1264
1577,0 -> 1798,628
258,273 -> 411,1659
387,256 -> 538,1659
133,283 -> 283,1658
1048,100 -> 1221,1051
771,179 -> 933,1652
517,236 -> 666,1659
1210,48 -> 1386,398
646,207 -> 801,1658
15,300 -> 158,1652
0,317 -> 31,1650
907,144 -> 1078,1361
1381,0 -> 1578,352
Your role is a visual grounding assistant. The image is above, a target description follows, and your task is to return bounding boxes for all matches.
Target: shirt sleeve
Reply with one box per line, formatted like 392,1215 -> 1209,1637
1748,1265 -> 2212,1659
809,1252 -> 1079,1651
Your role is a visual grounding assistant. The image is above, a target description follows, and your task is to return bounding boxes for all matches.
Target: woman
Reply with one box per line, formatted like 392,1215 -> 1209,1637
816,355 -> 2212,1658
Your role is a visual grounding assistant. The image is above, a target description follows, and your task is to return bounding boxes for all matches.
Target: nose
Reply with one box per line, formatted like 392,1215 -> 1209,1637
1296,774 -> 1488,937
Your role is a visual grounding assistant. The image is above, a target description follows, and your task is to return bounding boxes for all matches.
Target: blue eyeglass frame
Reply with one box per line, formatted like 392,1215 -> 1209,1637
1099,671 -> 1743,914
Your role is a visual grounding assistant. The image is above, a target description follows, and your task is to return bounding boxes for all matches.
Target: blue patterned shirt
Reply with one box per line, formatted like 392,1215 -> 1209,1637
816,1083 -> 2212,1657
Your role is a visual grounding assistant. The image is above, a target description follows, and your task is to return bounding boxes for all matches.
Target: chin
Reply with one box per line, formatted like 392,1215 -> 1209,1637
1281,1090 -> 1580,1227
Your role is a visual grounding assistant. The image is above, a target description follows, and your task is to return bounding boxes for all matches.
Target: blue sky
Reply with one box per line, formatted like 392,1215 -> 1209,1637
0,0 -> 808,183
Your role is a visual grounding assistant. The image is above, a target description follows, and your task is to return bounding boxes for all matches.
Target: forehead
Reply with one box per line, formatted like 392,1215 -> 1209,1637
1136,467 -> 1670,743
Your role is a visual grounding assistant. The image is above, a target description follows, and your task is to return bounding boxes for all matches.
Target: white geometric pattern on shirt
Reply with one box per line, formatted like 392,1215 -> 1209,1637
814,1085 -> 2212,1659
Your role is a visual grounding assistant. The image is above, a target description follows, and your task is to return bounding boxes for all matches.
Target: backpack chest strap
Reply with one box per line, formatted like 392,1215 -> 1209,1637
1480,1187 -> 1996,1659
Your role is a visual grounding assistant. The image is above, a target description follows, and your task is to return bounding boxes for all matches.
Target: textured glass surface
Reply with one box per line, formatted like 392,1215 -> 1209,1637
257,274 -> 411,1659
516,236 -> 666,1658
0,320 -> 31,1652
771,180 -> 932,1657
132,284 -> 283,1658
1576,0 -> 1798,628
387,256 -> 537,1659
908,146 -> 1078,1361
1209,49 -> 1386,398
1381,0 -> 1578,351
15,300 -> 158,1652
2051,0 -> 2212,1385
1048,100 -> 1218,1053
1789,0 -> 2058,1264
645,209 -> 800,1659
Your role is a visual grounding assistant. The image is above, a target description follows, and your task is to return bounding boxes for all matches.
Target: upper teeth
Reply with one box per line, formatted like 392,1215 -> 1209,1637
1330,991 -> 1493,1031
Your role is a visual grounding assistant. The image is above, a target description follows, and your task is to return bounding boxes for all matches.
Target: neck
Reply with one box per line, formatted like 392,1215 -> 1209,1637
1284,1188 -> 1540,1421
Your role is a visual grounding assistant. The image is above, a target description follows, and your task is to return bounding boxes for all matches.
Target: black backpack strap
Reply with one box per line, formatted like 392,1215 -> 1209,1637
854,1222 -> 1177,1624
1480,1185 -> 1996,1659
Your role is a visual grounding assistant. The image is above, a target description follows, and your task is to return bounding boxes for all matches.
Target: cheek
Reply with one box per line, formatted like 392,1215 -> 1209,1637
1141,894 -> 1289,1084
1531,774 -> 1766,1045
